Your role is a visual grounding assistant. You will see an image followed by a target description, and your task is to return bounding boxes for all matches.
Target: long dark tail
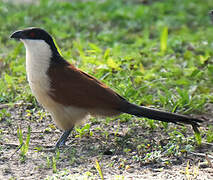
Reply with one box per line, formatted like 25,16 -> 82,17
119,102 -> 203,133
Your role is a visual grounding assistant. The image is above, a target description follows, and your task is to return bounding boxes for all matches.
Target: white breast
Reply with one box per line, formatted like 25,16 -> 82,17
22,39 -> 88,130
22,39 -> 51,100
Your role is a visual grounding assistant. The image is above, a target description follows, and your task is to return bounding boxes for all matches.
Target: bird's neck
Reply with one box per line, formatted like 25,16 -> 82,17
22,39 -> 67,85
22,40 -> 51,78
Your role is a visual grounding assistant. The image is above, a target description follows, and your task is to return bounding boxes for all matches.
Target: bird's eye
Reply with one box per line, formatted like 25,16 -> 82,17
29,32 -> 35,38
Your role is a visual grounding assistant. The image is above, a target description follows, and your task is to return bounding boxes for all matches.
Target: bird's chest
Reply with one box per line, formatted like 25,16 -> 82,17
25,51 -> 53,108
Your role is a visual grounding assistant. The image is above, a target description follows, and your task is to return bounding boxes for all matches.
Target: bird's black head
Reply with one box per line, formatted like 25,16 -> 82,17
10,27 -> 59,54
10,27 -> 53,41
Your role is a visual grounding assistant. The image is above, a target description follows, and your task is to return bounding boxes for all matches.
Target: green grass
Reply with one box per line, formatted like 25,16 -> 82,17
0,0 -> 213,178
1,0 -> 213,110
17,125 -> 31,162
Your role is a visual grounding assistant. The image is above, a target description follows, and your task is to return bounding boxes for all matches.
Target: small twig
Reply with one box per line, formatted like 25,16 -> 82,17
0,104 -> 9,109
9,143 -> 24,159
188,151 -> 213,159
3,143 -> 20,148
42,147 -> 57,152
206,154 -> 213,168
202,142 -> 213,146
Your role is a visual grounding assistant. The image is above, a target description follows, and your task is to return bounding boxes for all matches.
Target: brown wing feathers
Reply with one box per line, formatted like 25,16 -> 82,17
47,62 -> 124,111
47,60 -> 202,131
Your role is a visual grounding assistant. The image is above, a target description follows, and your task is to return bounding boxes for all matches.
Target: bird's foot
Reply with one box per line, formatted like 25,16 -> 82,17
55,129 -> 73,149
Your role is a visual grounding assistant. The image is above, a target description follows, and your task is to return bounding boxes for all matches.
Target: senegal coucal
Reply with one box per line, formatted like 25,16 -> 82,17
10,27 -> 202,148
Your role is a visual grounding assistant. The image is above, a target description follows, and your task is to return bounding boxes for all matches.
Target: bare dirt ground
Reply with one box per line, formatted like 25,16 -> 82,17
1,0 -> 213,179
0,102 -> 213,179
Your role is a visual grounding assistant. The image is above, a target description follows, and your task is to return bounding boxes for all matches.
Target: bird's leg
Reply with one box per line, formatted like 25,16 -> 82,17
55,127 -> 73,148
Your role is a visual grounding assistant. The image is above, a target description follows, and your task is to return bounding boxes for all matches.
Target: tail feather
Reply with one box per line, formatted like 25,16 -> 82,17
119,102 -> 203,133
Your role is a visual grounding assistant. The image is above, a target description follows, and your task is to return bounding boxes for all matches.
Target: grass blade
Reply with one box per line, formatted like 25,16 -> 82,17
25,125 -> 31,154
95,159 -> 104,180
160,26 -> 168,54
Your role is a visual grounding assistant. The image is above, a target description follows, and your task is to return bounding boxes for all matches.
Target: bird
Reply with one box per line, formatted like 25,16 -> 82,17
10,27 -> 203,149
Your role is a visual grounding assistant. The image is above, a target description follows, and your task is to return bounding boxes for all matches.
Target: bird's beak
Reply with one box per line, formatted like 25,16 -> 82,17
10,30 -> 24,40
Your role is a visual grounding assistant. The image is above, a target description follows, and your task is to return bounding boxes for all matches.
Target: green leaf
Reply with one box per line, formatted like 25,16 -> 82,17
160,26 -> 168,54
194,132 -> 202,146
4,73 -> 13,85
208,65 -> 213,73
53,38 -> 62,56
107,58 -> 120,70
103,48 -> 110,60
95,159 -> 104,180
206,126 -> 213,143
89,43 -> 102,53
17,127 -> 23,145
199,54 -> 210,64
25,125 -> 31,154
